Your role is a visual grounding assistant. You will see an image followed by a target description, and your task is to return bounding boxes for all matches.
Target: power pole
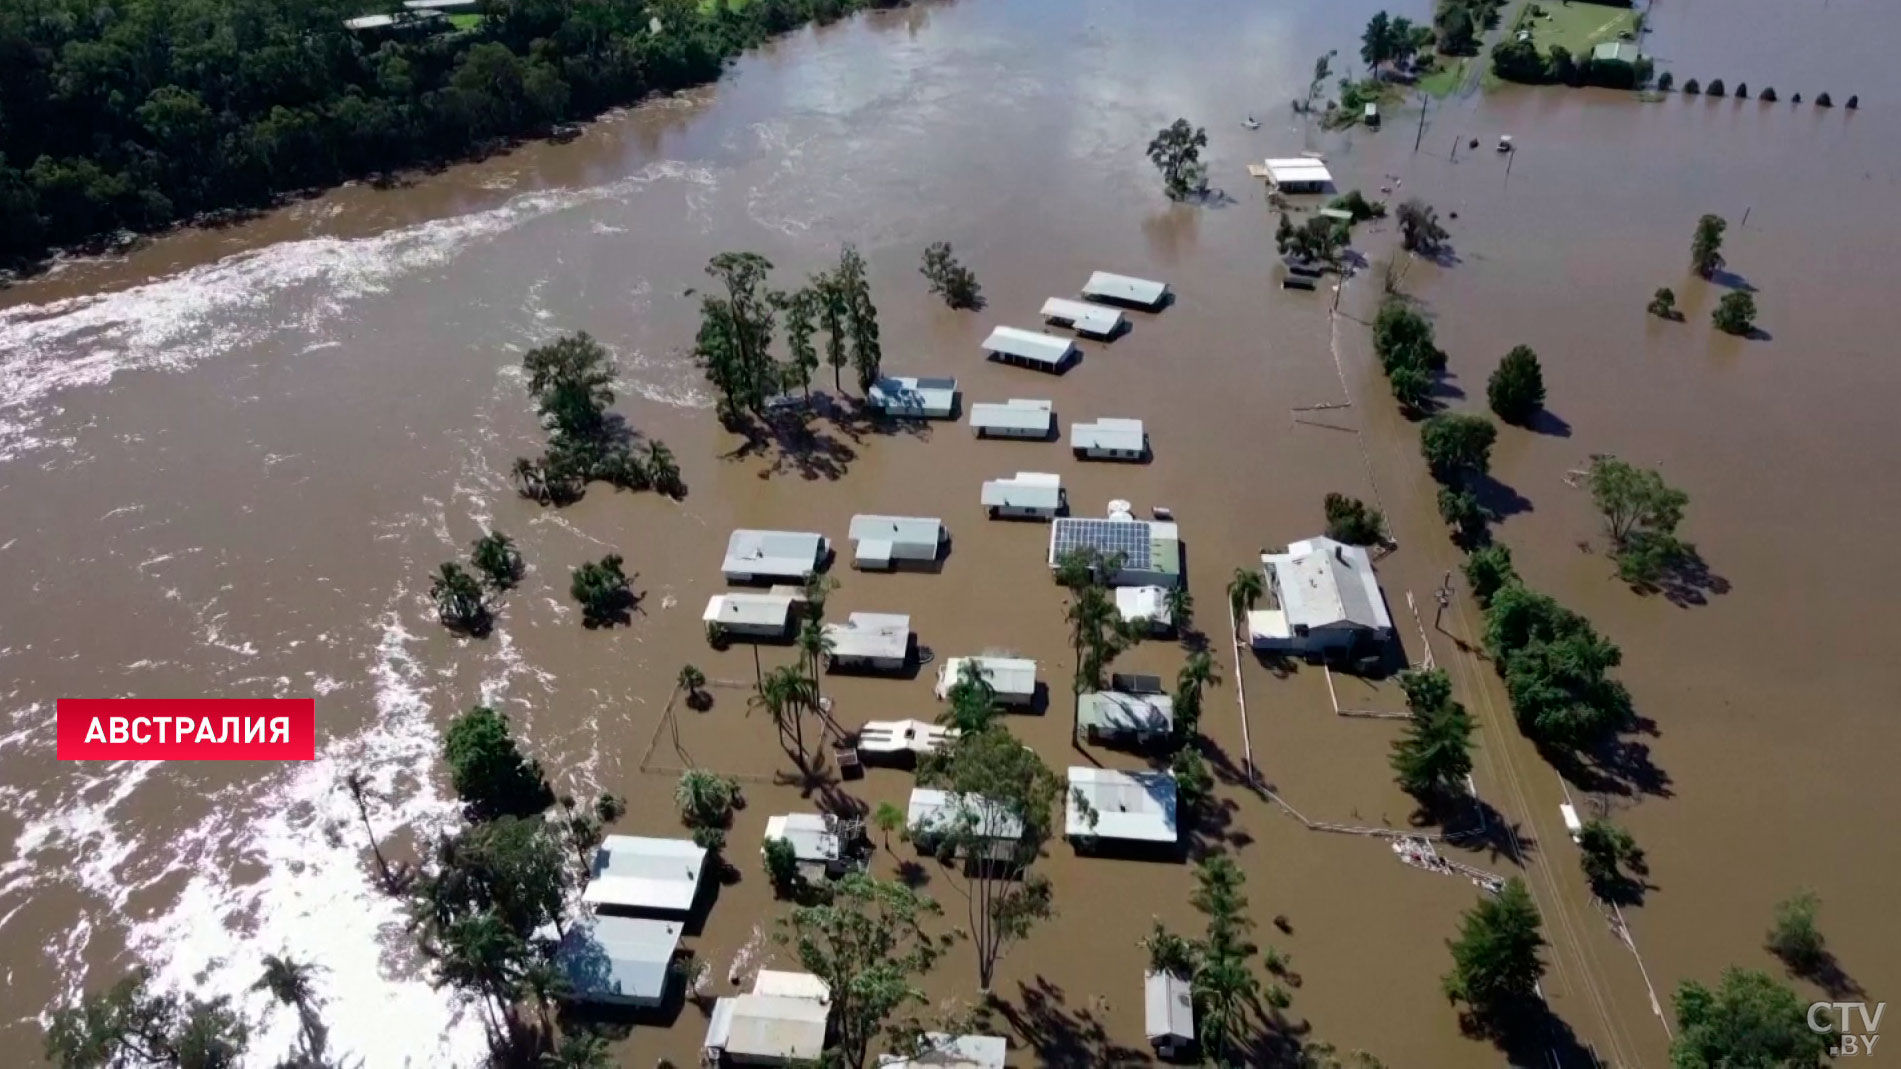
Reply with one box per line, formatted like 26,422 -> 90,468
1414,94 -> 1428,152
1434,570 -> 1453,630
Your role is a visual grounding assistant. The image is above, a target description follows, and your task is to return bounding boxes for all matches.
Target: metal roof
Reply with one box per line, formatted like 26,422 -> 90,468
764,813 -> 841,863
705,972 -> 831,1062
857,719 -> 956,757
825,612 -> 911,661
1081,271 -> 1170,307
908,788 -> 1025,842
1078,691 -> 1175,737
1067,767 -> 1178,842
1040,297 -> 1125,336
1263,536 -> 1392,632
848,514 -> 944,552
869,376 -> 958,415
555,913 -> 682,1006
1071,417 -> 1147,454
1115,585 -> 1172,627
1145,969 -> 1195,1041
969,398 -> 1054,434
1264,158 -> 1334,186
582,836 -> 707,913
722,529 -> 826,580
702,592 -> 795,628
981,326 -> 1078,367
878,1034 -> 1010,1069
981,471 -> 1063,511
935,656 -> 1039,700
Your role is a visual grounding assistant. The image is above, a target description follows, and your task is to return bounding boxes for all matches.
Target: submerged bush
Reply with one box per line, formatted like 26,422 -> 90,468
1657,71 -> 1674,92
1816,92 -> 1833,107
1707,79 -> 1726,97
1683,78 -> 1701,95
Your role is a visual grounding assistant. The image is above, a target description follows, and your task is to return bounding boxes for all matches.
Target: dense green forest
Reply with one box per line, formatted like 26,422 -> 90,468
0,0 -> 902,267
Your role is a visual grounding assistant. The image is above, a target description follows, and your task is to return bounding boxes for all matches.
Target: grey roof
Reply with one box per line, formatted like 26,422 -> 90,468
825,612 -> 912,661
1592,40 -> 1640,63
878,1034 -> 1010,1069
764,813 -> 841,862
1041,297 -> 1125,336
908,788 -> 1025,842
556,914 -> 682,1006
582,835 -> 707,912
1081,271 -> 1170,307
1067,767 -> 1178,843
969,398 -> 1054,434
869,376 -> 958,415
723,529 -> 826,580
705,972 -> 832,1062
1071,417 -> 1146,454
849,514 -> 944,553
982,326 -> 1078,367
1263,536 -> 1392,632
702,592 -> 795,628
1078,691 -> 1174,736
1145,969 -> 1194,1041
982,471 -> 1063,511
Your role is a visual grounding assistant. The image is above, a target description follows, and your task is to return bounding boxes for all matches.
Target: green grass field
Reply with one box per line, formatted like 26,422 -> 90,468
1516,1 -> 1641,59
447,13 -> 481,30
1416,58 -> 1470,98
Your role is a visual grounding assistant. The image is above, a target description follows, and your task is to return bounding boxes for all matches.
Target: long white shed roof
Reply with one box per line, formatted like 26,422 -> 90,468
764,813 -> 841,863
1264,157 -> 1335,186
982,326 -> 1078,368
1066,766 -> 1178,843
705,971 -> 831,1063
934,656 -> 1038,700
869,376 -> 958,414
1115,585 -> 1172,628
555,913 -> 682,1006
857,719 -> 957,757
825,612 -> 911,661
878,1034 -> 1010,1069
969,398 -> 1054,435
981,471 -> 1063,511
908,788 -> 1025,842
1041,297 -> 1125,336
703,592 -> 796,628
582,835 -> 707,912
1145,969 -> 1195,1042
1071,417 -> 1146,454
848,514 -> 944,550
1078,690 -> 1175,736
1081,271 -> 1169,307
723,529 -> 826,579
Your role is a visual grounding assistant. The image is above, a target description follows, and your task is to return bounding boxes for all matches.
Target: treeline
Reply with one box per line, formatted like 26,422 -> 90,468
1491,38 -> 1654,89
0,0 -> 905,266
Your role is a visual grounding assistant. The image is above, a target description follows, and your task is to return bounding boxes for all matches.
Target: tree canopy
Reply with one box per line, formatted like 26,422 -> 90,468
1486,345 -> 1545,424
1323,493 -> 1385,546
1691,214 -> 1727,279
1483,582 -> 1634,747
443,705 -> 552,822
1670,968 -> 1826,1068
1586,457 -> 1691,586
1443,878 -> 1546,1027
1397,199 -> 1449,255
1146,119 -> 1210,200
45,969 -> 248,1069
1713,291 -> 1757,335
1419,413 -> 1497,484
919,242 -> 983,310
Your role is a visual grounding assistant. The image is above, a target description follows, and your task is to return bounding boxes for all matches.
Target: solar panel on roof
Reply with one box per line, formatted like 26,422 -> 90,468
1051,519 -> 1153,570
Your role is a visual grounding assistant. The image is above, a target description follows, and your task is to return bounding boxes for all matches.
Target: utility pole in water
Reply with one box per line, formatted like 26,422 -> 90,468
1414,94 -> 1428,152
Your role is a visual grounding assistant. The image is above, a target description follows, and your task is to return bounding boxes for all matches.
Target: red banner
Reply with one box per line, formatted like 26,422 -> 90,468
57,699 -> 316,761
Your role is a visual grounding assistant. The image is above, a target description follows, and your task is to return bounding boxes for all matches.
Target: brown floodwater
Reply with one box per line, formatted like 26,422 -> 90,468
3,0 -> 1898,1065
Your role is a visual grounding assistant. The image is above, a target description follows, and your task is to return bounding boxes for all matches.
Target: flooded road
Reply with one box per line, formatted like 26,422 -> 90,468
4,0 -> 1899,1065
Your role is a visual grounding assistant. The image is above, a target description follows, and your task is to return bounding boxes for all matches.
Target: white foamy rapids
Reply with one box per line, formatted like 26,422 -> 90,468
0,159 -> 721,464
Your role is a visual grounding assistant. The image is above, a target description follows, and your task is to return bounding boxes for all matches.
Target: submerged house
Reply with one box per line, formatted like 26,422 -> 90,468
702,592 -> 797,639
1081,271 -> 1170,310
1047,517 -> 1183,588
1145,969 -> 1196,1060
1249,536 -> 1394,658
848,514 -> 946,571
981,471 -> 1065,520
1078,690 -> 1174,745
981,326 -> 1079,374
1070,417 -> 1148,461
968,398 -> 1055,440
581,835 -> 708,915
907,788 -> 1024,854
1040,297 -> 1126,338
824,612 -> 912,672
1066,766 -> 1179,847
877,1034 -> 1009,1069
934,655 -> 1038,707
704,970 -> 832,1066
856,719 -> 957,762
553,913 -> 683,1008
1115,585 -> 1173,634
722,529 -> 828,585
1262,157 -> 1334,193
868,376 -> 958,419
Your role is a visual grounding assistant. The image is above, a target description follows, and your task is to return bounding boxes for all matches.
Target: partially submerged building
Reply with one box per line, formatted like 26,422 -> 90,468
764,813 -> 861,881
968,398 -> 1055,440
824,612 -> 912,672
581,835 -> 707,914
702,592 -> 797,639
722,529 -> 828,585
856,719 -> 956,762
1047,517 -> 1183,587
907,788 -> 1024,853
1078,690 -> 1174,746
1066,767 -> 1179,846
553,913 -> 683,1008
981,326 -> 1079,374
1114,585 -> 1173,634
1070,417 -> 1148,461
933,655 -> 1038,707
848,514 -> 946,571
1040,297 -> 1126,339
877,1034 -> 1010,1069
1262,157 -> 1334,193
867,376 -> 958,419
1249,536 -> 1394,658
1144,969 -> 1196,1060
981,471 -> 1065,520
1081,271 -> 1171,310
704,970 -> 832,1066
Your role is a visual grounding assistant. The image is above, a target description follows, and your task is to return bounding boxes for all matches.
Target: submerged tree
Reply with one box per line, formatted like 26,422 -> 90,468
1671,968 -> 1827,1068
342,769 -> 398,890
696,251 -> 780,421
1587,457 -> 1691,585
1577,819 -> 1647,902
1690,213 -> 1727,278
833,245 -> 884,394
443,705 -> 552,822
470,530 -> 525,590
919,242 -> 983,310
1648,286 -> 1679,320
1391,700 -> 1475,806
1057,548 -> 1137,743
1765,891 -> 1827,975
45,969 -> 250,1069
1189,856 -> 1262,1062
1712,290 -> 1757,335
941,658 -> 1001,734
1397,198 -> 1449,254
1419,413 -> 1497,484
569,553 -> 634,627
430,561 -> 491,634
1461,544 -> 1518,607
1146,118 -> 1210,200
1443,878 -> 1546,1030
1323,492 -> 1385,546
1486,344 -> 1545,425
254,954 -> 327,1063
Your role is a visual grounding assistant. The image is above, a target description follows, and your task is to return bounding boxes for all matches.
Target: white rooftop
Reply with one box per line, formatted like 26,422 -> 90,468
868,376 -> 958,415
848,514 -> 945,549
702,592 -> 796,628
1041,297 -> 1125,336
1264,157 -> 1335,186
1078,691 -> 1175,737
1071,417 -> 1147,454
1263,536 -> 1392,632
1066,767 -> 1179,843
934,656 -> 1039,700
723,529 -> 826,580
982,471 -> 1063,511
1145,969 -> 1195,1042
878,1034 -> 1010,1069
706,971 -> 831,1063
908,788 -> 1025,842
982,326 -> 1078,368
582,835 -> 707,913
825,612 -> 912,661
969,398 -> 1054,434
858,719 -> 956,757
764,813 -> 841,863
555,913 -> 682,1006
1081,271 -> 1169,307
1115,585 -> 1172,628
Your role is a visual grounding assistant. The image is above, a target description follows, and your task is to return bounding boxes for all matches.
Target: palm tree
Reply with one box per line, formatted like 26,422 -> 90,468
755,665 -> 815,764
1227,567 -> 1265,631
1390,703 -> 1475,804
254,954 -> 326,1058
431,562 -> 490,633
646,440 -> 684,498
1164,584 -> 1194,634
794,617 -> 834,711
1193,949 -> 1259,1062
540,1032 -> 611,1069
678,664 -> 707,709
511,457 -> 550,504
942,659 -> 999,734
471,530 -> 524,590
519,955 -> 568,1044
675,769 -> 739,830
872,801 -> 906,851
341,770 -> 395,890
569,553 -> 632,627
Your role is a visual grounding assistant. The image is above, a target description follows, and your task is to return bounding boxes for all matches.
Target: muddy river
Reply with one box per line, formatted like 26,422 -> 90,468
3,0 -> 1897,1065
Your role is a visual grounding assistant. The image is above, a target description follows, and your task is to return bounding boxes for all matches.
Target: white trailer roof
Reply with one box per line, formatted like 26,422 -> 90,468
764,813 -> 841,863
908,788 -> 1025,842
869,376 -> 958,414
1078,691 -> 1175,737
969,398 -> 1054,434
857,719 -> 957,757
555,913 -> 682,1005
702,592 -> 796,628
1263,536 -> 1392,632
1264,157 -> 1335,185
981,326 -> 1078,368
935,656 -> 1038,700
1071,417 -> 1146,454
878,1034 -> 1010,1069
1040,297 -> 1125,336
1115,585 -> 1172,627
582,835 -> 707,912
825,612 -> 911,661
848,514 -> 944,550
1066,767 -> 1178,843
705,971 -> 831,1063
981,471 -> 1063,511
723,529 -> 826,579
1145,969 -> 1195,1042
1081,271 -> 1169,307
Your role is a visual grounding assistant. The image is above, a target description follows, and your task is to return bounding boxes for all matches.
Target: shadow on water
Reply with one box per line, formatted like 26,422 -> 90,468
1438,795 -> 1537,869
985,976 -> 1151,1069
1709,268 -> 1756,292
1469,472 -> 1533,521
1542,717 -> 1674,801
1783,949 -> 1867,1001
719,393 -> 935,482
1463,1000 -> 1600,1069
1622,543 -> 1732,608
1523,407 -> 1572,438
